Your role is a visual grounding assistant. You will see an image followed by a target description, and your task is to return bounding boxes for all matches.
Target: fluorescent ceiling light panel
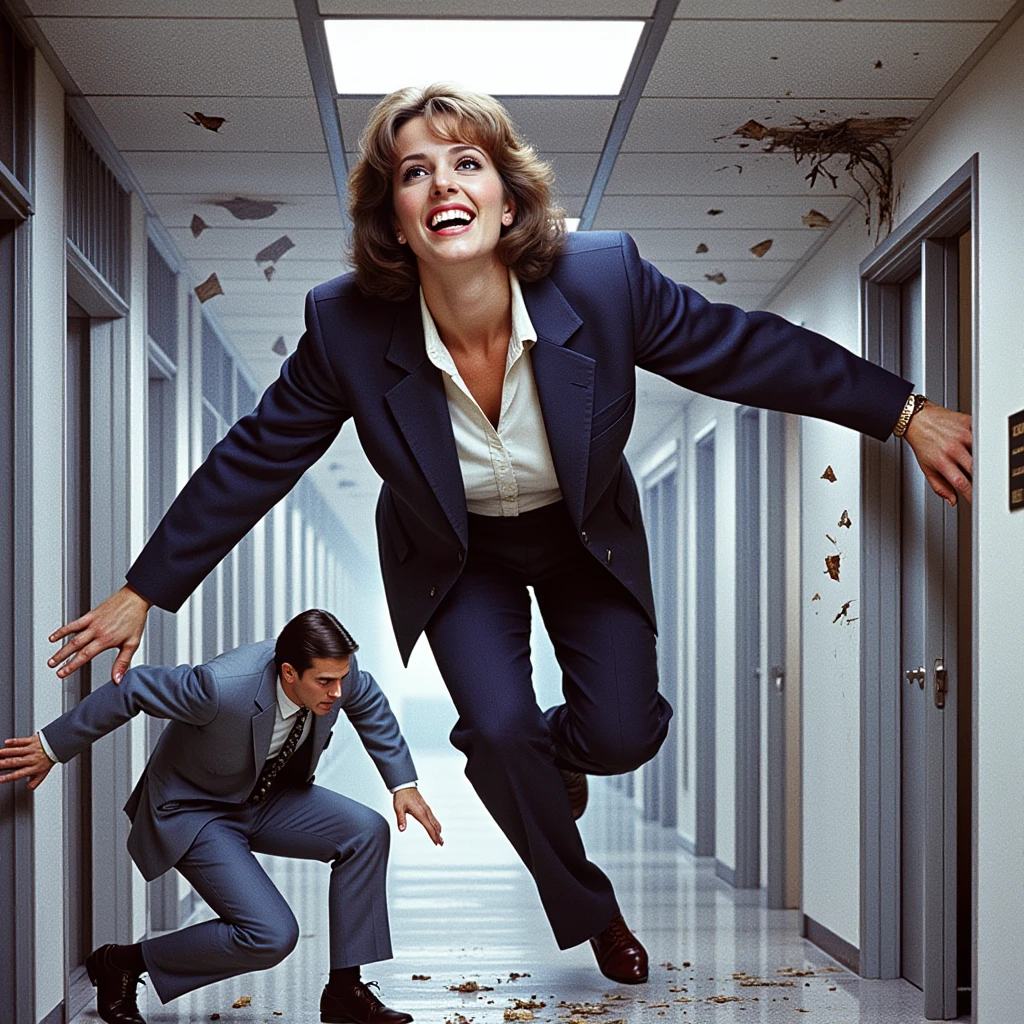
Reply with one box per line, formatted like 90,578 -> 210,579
324,19 -> 644,96
565,218 -> 581,232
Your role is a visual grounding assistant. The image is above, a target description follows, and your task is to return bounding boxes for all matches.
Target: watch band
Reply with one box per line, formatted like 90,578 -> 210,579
893,393 -> 927,437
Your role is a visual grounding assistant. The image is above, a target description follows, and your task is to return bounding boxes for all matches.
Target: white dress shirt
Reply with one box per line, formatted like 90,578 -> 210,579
420,270 -> 562,517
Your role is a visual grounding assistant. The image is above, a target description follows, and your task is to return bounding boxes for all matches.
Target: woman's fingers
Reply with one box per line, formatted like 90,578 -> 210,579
48,586 -> 150,680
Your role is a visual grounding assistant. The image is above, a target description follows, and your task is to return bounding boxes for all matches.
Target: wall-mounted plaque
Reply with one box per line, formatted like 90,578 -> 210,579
1011,410 -> 1024,512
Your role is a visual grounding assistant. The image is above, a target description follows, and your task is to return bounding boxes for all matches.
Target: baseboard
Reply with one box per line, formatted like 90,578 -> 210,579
802,914 -> 860,973
715,859 -> 736,887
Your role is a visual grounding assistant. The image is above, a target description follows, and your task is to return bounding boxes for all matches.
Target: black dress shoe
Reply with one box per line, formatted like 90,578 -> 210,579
559,769 -> 589,820
590,913 -> 649,984
85,944 -> 146,1024
321,981 -> 414,1024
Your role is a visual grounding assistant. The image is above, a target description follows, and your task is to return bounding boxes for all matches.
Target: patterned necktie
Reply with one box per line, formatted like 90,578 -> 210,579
248,706 -> 310,805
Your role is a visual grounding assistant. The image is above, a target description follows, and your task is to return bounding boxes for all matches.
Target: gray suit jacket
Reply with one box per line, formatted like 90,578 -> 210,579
42,640 -> 416,881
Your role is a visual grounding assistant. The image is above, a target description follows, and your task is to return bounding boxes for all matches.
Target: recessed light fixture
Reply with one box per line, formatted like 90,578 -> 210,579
565,218 -> 581,232
324,20 -> 644,96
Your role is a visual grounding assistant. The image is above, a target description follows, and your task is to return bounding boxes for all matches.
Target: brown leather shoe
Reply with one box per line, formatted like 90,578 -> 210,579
560,769 -> 588,820
85,944 -> 147,1024
321,981 -> 413,1024
589,913 -> 649,984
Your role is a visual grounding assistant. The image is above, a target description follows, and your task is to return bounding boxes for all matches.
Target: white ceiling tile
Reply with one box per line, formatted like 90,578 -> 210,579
337,97 -> 617,156
646,20 -> 994,99
621,97 -> 930,153
168,226 -> 349,261
593,194 -> 851,230
673,0 -> 1014,20
34,17 -> 313,96
126,152 -> 337,195
30,1 -> 295,13
605,151 -> 863,197
150,194 -> 346,230
628,228 -> 819,262
319,0 -> 654,15
90,97 -> 327,154
647,258 -> 799,283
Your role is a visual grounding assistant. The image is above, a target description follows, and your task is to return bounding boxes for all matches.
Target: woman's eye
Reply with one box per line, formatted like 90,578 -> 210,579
402,165 -> 428,181
457,157 -> 481,171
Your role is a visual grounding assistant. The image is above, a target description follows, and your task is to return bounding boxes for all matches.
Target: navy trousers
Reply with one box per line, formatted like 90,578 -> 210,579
141,785 -> 392,1002
425,501 -> 673,949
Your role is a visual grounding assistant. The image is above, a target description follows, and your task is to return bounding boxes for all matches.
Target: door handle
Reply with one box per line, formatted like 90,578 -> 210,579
905,666 -> 926,688
772,666 -> 785,693
934,659 -> 947,709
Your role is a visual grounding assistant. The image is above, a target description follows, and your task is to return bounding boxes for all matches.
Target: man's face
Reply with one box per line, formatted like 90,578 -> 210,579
280,655 -> 350,716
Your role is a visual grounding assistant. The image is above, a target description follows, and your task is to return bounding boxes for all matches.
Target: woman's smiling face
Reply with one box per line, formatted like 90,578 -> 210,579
391,116 -> 513,274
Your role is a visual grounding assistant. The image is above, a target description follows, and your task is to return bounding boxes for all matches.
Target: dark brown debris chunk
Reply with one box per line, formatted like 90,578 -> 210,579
450,982 -> 495,993
190,214 -> 209,238
838,509 -> 852,528
705,272 -> 727,285
821,465 -> 837,483
264,265 -> 276,282
255,235 -> 295,265
412,974 -> 431,981
812,593 -> 821,601
185,111 -> 226,132
707,208 -> 724,216
695,243 -> 709,254
803,209 -> 832,228
832,600 -> 854,624
874,59 -> 883,69
750,239 -> 773,258
194,273 -> 223,303
215,196 -> 281,221
824,554 -> 841,582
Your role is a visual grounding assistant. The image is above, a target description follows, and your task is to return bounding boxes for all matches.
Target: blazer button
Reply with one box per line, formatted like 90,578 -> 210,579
581,530 -> 588,544
457,550 -> 464,563
606,549 -> 613,565
429,586 -> 437,597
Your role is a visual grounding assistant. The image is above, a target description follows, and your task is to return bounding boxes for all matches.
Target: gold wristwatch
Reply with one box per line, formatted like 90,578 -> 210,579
893,393 -> 927,438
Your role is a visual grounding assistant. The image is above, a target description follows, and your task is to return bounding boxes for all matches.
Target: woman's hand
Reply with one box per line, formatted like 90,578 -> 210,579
393,787 -> 443,846
903,402 -> 973,507
48,585 -> 152,683
0,735 -> 56,790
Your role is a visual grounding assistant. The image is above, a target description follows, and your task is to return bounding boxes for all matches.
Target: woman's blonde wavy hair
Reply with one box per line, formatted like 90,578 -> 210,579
347,83 -> 566,301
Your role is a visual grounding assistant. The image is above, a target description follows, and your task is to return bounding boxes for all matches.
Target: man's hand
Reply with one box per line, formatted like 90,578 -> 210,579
48,585 -> 152,683
0,735 -> 56,791
394,788 -> 443,846
903,402 -> 973,507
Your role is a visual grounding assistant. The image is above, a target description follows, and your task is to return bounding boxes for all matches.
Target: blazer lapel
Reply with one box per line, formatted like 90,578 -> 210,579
251,661 -> 278,771
384,300 -> 468,547
521,275 -> 593,528
306,706 -> 337,779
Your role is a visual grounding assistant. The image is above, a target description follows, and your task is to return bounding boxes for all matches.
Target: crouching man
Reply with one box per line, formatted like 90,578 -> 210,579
0,608 -> 442,1024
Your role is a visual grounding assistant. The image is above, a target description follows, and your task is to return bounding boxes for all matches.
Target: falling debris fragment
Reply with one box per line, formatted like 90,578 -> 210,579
826,533 -> 836,545
750,239 -> 773,258
803,209 -> 832,228
272,336 -> 288,357
194,273 -> 223,303
255,235 -> 295,265
190,214 -> 209,238
821,465 -> 837,482
264,265 -> 276,282
706,995 -> 742,1003
838,509 -> 852,528
874,59 -> 883,69
185,111 -> 226,132
695,243 -> 709,254
232,995 -> 252,1008
215,196 -> 281,221
778,968 -> 816,977
739,979 -> 795,988
412,974 -> 431,981
450,982 -> 495,993
211,1016 -> 220,1022
511,1000 -> 546,1010
833,600 -> 854,624
505,1011 -> 534,1020
446,1016 -> 474,1024
812,593 -> 821,601
730,115 -> 912,238
507,973 -> 531,981
705,272 -> 727,285
707,208 -> 724,216
825,554 -> 841,582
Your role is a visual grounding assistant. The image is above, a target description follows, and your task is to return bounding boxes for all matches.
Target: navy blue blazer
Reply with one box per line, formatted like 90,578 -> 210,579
128,231 -> 911,663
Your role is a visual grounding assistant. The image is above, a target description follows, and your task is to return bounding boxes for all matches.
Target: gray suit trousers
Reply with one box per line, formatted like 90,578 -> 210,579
141,784 -> 393,1003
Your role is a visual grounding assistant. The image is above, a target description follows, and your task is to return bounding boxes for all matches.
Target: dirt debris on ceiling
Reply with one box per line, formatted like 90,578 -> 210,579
255,235 -> 295,265
749,239 -> 773,258
271,335 -> 288,357
730,114 -> 913,238
185,111 -> 226,132
838,509 -> 852,528
194,273 -> 222,303
824,553 -> 841,582
215,196 -> 281,221
821,465 -> 837,482
695,242 -> 709,254
190,214 -> 208,238
802,209 -> 832,228
704,271 -> 727,285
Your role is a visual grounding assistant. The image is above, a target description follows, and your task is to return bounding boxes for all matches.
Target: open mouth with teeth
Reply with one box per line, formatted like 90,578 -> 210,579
428,208 -> 476,233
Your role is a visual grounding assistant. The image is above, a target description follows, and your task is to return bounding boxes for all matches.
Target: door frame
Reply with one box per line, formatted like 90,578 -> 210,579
858,156 -> 977,1019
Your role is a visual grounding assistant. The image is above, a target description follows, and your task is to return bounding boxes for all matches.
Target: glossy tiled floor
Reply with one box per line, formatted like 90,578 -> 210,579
77,752 -> 950,1023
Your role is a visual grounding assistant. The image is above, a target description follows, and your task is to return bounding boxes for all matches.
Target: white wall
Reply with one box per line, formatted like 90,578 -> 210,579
768,13 -> 1024,1015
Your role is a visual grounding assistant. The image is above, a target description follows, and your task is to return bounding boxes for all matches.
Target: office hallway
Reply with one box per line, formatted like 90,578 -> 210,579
78,753 -> 940,1024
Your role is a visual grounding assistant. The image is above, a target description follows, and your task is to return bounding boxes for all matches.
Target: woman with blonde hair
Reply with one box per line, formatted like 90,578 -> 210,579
48,83 -> 972,990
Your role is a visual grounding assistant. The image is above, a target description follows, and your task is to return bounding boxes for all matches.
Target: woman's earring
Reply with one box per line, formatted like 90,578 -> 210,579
502,212 -> 513,226
396,232 -> 406,244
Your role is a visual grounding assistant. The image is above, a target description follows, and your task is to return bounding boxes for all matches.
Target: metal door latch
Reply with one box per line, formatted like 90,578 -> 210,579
905,666 -> 926,688
772,666 -> 785,693
933,659 -> 947,709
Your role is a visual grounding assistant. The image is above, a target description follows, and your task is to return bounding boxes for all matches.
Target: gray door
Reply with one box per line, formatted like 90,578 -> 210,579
643,482 -> 663,822
694,432 -> 716,857
734,408 -> 761,888
65,304 -> 95,1020
899,237 -> 969,1019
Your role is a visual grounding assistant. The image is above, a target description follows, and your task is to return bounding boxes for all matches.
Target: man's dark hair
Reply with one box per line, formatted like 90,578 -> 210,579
275,609 -> 359,676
